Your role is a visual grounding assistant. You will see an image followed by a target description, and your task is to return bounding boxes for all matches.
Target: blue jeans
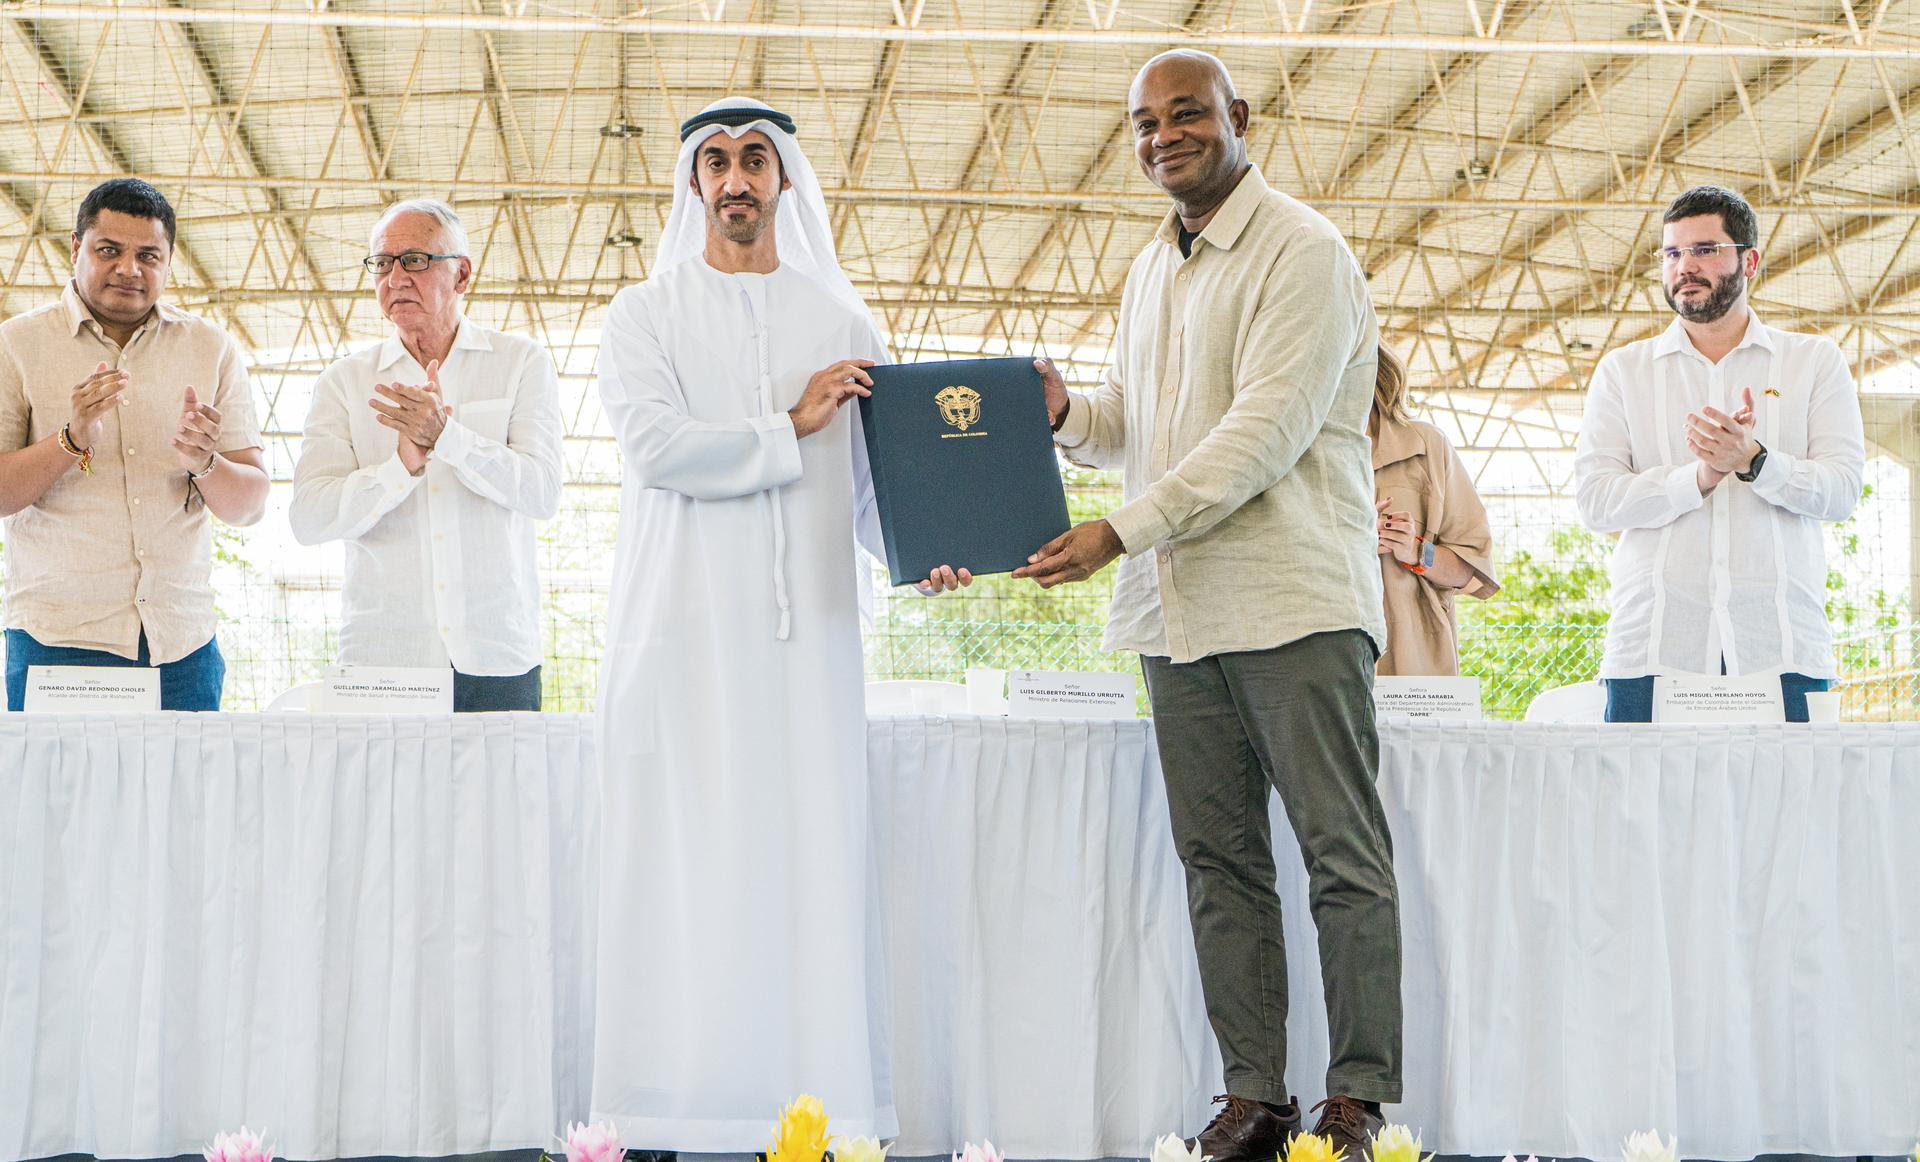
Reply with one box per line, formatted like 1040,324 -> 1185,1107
5,629 -> 226,711
1604,672 -> 1829,723
453,665 -> 542,712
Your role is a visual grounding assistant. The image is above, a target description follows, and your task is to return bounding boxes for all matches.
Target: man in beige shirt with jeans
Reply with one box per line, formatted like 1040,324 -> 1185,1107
0,178 -> 267,710
1016,51 -> 1400,1156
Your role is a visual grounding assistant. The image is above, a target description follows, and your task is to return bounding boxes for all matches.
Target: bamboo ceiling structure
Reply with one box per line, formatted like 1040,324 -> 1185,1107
4,0 -> 1920,471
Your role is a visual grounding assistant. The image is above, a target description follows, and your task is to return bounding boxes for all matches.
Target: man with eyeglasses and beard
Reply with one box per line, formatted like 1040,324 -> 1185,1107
291,198 -> 562,710
1575,184 -> 1865,722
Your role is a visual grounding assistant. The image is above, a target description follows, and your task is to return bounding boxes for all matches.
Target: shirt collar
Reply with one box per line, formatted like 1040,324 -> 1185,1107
1371,415 -> 1426,470
1153,165 -> 1271,253
377,315 -> 490,371
1653,307 -> 1775,361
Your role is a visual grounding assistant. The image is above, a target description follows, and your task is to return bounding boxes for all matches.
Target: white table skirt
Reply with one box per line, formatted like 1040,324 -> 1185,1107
3,715 -> 1916,1161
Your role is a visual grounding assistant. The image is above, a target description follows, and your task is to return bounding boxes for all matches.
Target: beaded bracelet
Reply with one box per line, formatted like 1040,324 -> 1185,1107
57,424 -> 93,475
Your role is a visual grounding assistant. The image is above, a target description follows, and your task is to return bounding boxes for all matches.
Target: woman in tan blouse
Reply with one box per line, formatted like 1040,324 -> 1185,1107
1372,345 -> 1500,675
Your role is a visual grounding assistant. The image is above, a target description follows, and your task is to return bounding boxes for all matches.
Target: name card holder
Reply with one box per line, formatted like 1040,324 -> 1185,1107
316,666 -> 455,714
24,665 -> 162,712
1653,672 -> 1785,723
1372,676 -> 1484,721
1006,670 -> 1138,719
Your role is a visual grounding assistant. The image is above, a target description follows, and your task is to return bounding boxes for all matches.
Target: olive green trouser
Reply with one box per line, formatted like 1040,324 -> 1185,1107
1141,628 -> 1403,1104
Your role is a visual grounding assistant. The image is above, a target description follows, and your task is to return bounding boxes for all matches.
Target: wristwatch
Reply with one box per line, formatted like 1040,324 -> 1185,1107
1399,537 -> 1436,575
1735,442 -> 1768,483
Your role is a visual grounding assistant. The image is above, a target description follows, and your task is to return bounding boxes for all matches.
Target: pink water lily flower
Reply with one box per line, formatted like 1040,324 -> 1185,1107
204,1128 -> 273,1162
953,1141 -> 1005,1162
562,1121 -> 627,1162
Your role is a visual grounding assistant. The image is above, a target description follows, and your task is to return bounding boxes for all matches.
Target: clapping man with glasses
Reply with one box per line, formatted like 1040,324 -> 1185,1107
291,199 -> 562,711
1574,185 -> 1865,722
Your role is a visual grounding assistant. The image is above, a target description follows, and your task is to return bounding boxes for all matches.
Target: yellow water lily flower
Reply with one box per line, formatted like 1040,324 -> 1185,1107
1284,1131 -> 1345,1162
767,1095 -> 832,1162
834,1136 -> 888,1162
1367,1125 -> 1431,1162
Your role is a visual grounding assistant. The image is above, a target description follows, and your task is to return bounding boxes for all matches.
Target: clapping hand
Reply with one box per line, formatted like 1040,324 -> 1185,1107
67,362 -> 129,452
372,358 -> 451,474
171,385 -> 222,475
1685,386 -> 1760,476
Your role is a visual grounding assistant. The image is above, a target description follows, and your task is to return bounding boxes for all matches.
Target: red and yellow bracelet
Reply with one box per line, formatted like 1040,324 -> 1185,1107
57,424 -> 93,475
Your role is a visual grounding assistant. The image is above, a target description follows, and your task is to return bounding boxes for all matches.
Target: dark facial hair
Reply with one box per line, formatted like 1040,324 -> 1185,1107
1664,267 -> 1745,323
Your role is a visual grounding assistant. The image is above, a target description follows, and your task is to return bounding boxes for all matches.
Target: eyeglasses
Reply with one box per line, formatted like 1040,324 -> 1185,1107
362,251 -> 464,274
1651,243 -> 1750,264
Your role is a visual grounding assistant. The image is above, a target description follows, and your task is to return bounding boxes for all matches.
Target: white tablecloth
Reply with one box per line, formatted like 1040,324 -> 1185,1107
3,716 -> 1916,1161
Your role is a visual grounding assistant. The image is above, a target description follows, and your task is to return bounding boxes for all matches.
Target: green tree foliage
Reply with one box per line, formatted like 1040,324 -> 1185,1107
1455,525 -> 1612,719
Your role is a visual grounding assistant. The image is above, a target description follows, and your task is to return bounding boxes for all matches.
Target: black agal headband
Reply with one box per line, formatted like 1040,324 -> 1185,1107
678,106 -> 797,142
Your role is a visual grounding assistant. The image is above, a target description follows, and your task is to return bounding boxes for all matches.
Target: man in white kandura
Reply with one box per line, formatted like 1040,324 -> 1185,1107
290,199 -> 562,711
590,96 -> 968,1148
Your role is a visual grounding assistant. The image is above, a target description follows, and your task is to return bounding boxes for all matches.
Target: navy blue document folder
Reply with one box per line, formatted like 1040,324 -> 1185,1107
858,357 -> 1072,587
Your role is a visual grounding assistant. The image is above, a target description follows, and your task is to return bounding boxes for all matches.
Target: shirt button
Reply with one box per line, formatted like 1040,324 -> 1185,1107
132,497 -> 141,506
137,549 -> 146,558
126,447 -> 135,456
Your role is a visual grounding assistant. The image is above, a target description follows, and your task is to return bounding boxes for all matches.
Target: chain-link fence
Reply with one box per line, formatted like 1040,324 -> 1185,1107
10,545 -> 1920,717
5,430 -> 1917,718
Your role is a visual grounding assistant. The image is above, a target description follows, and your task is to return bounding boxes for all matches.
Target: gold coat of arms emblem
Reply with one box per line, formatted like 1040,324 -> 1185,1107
934,385 -> 983,432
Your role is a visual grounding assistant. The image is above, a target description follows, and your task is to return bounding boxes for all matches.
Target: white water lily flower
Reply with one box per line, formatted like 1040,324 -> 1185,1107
1152,1132 -> 1207,1162
1621,1130 -> 1678,1162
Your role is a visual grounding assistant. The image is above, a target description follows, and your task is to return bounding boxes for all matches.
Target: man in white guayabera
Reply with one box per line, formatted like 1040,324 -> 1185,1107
291,198 -> 562,711
1575,184 -> 1865,722
588,96 -> 968,1149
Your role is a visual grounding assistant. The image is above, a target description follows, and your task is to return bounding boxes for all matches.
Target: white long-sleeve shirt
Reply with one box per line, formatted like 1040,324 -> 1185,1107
290,318 -> 563,675
1574,311 -> 1865,679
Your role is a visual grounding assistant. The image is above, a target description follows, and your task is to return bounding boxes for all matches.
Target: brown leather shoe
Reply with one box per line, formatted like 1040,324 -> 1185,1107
1308,1096 -> 1383,1162
1187,1093 -> 1303,1162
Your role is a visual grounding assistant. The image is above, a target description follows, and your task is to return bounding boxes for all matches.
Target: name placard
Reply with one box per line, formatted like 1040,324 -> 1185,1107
1654,672 -> 1784,723
1373,676 -> 1483,720
316,666 -> 455,714
24,665 -> 161,712
1006,670 -> 1137,719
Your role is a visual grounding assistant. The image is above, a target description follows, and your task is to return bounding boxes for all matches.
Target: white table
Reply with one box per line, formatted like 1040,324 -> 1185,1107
2,715 -> 1915,1161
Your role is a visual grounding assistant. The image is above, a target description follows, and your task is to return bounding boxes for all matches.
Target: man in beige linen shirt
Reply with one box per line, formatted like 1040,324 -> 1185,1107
1015,51 -> 1401,1156
0,179 -> 266,711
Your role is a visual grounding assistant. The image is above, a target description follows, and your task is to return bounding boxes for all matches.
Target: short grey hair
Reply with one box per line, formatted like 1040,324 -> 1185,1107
369,198 -> 470,256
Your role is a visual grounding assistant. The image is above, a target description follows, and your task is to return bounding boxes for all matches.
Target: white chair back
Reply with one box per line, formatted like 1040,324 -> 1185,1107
1523,680 -> 1607,723
865,680 -> 970,715
265,681 -> 323,712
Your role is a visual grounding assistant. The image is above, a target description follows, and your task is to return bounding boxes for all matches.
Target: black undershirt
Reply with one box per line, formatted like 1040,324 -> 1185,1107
1177,223 -> 1200,258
